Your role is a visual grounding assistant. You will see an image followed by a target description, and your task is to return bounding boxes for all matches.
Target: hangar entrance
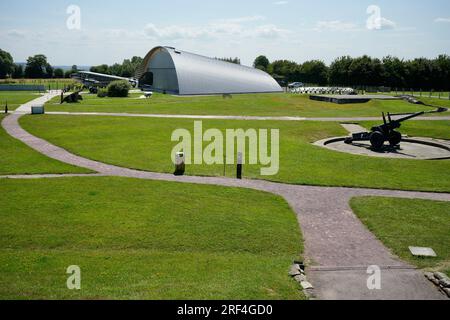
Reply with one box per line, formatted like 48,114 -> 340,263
138,47 -> 179,94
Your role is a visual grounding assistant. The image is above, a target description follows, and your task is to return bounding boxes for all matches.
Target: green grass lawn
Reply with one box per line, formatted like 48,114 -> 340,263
0,91 -> 41,111
359,120 -> 450,140
42,92 -> 447,118
0,177 -> 303,300
351,197 -> 450,273
0,79 -> 76,91
20,115 -> 450,192
0,115 -> 91,175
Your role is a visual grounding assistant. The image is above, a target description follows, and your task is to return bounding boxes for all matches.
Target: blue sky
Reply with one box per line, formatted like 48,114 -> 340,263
1,0 -> 449,66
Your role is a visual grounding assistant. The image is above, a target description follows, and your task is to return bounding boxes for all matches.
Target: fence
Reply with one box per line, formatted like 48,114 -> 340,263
0,85 -> 46,92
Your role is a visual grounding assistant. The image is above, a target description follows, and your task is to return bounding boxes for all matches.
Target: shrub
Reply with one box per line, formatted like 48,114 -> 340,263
107,80 -> 131,97
97,88 -> 108,98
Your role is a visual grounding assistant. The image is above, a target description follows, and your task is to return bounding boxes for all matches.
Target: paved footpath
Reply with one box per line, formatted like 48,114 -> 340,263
15,91 -> 62,114
46,111 -> 450,122
3,95 -> 450,300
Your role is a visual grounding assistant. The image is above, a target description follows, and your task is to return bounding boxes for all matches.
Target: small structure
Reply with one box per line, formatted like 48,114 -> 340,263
31,106 -> 45,115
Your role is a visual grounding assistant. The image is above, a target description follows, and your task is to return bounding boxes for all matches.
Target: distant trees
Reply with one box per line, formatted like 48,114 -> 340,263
90,56 -> 143,78
54,68 -> 64,78
24,54 -> 53,78
64,65 -> 79,78
12,64 -> 24,78
253,55 -> 270,71
260,54 -> 450,90
299,60 -> 328,86
216,57 -> 241,65
0,49 -> 15,78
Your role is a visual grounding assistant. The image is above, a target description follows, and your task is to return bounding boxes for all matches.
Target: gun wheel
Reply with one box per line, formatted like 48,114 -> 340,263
389,131 -> 402,146
370,132 -> 385,150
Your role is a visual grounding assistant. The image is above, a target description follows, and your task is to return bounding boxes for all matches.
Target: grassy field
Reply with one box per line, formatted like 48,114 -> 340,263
0,177 -> 304,300
351,197 -> 450,273
0,79 -> 76,90
0,91 -> 41,111
359,120 -> 450,140
42,92 -> 449,118
0,115 -> 90,175
20,115 -> 450,192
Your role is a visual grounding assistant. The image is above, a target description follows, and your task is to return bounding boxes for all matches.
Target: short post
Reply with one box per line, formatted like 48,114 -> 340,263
174,152 -> 185,176
237,152 -> 243,180
5,100 -> 8,114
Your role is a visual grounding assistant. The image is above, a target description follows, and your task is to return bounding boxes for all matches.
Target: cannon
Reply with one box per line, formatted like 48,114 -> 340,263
345,108 -> 448,151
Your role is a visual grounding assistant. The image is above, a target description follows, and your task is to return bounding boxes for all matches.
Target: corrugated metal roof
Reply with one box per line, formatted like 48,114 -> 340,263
136,46 -> 282,95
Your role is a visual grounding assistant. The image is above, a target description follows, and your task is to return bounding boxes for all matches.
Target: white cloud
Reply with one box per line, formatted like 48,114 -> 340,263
375,17 -> 397,30
143,17 -> 290,41
315,20 -> 358,32
6,29 -> 26,38
434,17 -> 450,23
274,1 -> 289,5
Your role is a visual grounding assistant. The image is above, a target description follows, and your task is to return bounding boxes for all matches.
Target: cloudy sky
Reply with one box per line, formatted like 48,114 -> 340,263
1,0 -> 449,66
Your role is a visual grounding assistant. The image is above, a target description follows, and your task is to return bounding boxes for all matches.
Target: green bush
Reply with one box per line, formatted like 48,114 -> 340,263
107,80 -> 131,97
97,88 -> 108,98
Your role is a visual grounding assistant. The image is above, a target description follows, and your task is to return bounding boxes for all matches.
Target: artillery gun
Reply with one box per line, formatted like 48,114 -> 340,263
345,107 -> 448,151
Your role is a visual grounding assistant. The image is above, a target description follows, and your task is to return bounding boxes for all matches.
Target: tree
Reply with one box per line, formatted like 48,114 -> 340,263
90,64 -> 109,74
269,60 -> 300,82
328,56 -> 353,86
107,80 -> 131,97
253,55 -> 270,71
0,49 -> 14,78
216,57 -> 241,65
300,60 -> 328,85
54,68 -> 64,78
381,56 -> 407,89
24,54 -> 52,78
12,64 -> 24,79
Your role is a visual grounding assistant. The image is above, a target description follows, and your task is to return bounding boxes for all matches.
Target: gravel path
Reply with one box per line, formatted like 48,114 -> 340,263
45,111 -> 450,122
3,96 -> 450,300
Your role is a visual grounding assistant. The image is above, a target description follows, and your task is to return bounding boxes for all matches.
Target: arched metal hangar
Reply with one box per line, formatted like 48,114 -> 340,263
135,46 -> 282,95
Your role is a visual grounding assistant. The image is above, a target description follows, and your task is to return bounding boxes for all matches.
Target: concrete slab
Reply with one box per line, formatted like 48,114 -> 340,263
310,94 -> 400,104
315,137 -> 450,160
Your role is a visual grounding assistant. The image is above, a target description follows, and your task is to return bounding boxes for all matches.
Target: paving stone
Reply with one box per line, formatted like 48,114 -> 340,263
434,272 -> 448,281
444,288 -> 450,298
294,275 -> 307,283
409,247 -> 437,257
301,281 -> 314,290
439,278 -> 450,288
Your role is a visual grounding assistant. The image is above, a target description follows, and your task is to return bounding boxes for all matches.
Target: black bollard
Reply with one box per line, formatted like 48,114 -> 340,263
5,100 -> 8,114
236,152 -> 243,179
174,152 -> 185,176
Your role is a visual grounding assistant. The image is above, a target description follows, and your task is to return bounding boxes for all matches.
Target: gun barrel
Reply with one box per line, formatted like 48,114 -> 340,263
393,111 -> 425,123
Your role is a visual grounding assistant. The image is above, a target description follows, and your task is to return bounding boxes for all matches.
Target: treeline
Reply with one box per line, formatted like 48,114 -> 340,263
90,56 -> 143,78
254,54 -> 450,90
215,57 -> 241,65
0,48 -> 143,80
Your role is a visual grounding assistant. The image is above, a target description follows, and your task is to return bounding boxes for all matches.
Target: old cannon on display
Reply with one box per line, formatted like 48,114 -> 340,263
345,107 -> 448,151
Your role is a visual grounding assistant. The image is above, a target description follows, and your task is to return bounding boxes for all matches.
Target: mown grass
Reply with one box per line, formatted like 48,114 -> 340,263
0,91 -> 41,111
351,197 -> 450,272
0,115 -> 91,175
42,92 -> 447,118
0,177 -> 304,300
20,115 -> 450,192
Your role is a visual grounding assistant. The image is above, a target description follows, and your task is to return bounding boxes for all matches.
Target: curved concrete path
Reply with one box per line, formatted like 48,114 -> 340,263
3,98 -> 450,300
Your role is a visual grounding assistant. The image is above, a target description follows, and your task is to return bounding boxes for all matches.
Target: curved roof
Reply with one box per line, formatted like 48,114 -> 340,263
136,46 -> 282,95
